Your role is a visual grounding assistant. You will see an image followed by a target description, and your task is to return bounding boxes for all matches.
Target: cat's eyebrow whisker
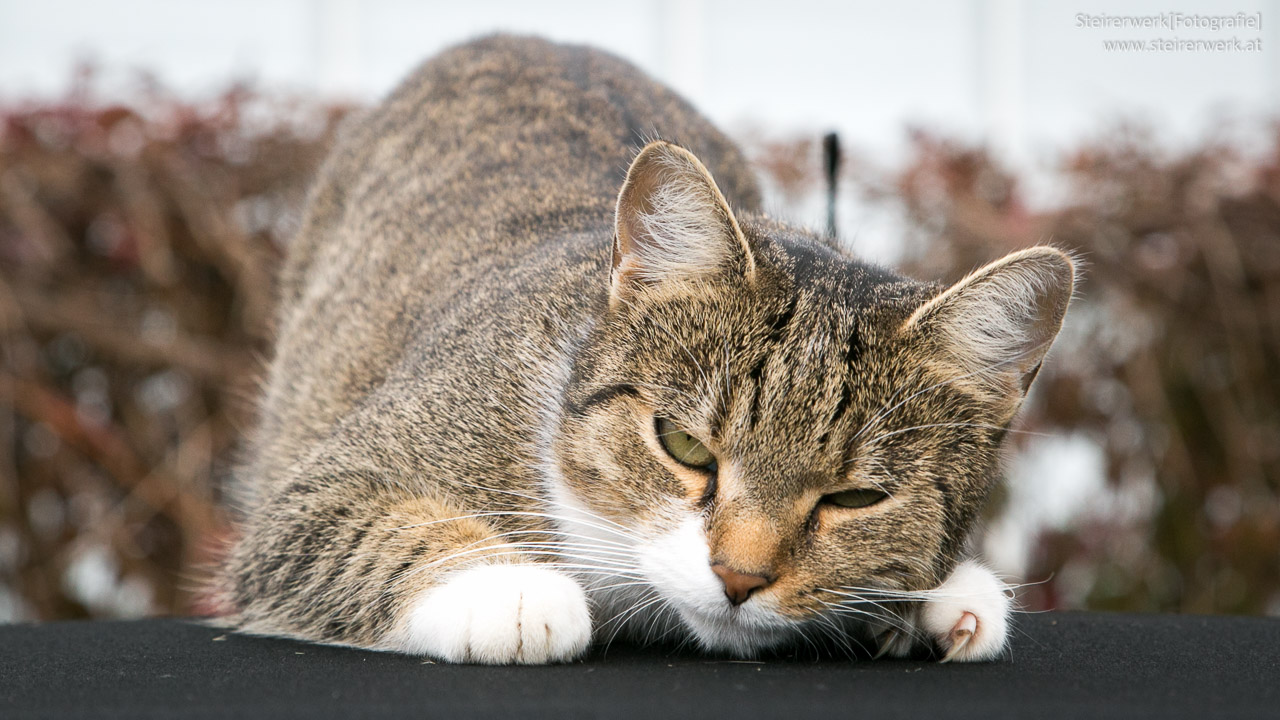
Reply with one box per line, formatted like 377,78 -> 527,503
859,476 -> 897,498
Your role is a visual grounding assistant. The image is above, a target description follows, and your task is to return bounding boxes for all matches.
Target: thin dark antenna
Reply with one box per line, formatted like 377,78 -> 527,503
822,131 -> 842,239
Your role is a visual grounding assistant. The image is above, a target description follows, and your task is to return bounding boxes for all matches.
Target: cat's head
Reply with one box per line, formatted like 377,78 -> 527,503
550,141 -> 1074,655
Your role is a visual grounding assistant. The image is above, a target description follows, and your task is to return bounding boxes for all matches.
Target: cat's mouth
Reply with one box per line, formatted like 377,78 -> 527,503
666,594 -> 799,655
626,514 -> 801,654
675,602 -> 798,655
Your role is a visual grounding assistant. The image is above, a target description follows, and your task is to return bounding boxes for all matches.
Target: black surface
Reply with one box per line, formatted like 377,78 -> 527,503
2,612 -> 1278,719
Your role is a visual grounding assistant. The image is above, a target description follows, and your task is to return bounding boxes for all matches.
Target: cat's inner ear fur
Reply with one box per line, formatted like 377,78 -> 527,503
611,141 -> 754,302
902,246 -> 1076,411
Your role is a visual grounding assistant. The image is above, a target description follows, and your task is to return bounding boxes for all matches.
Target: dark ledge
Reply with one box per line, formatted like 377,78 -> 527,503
2,612 -> 1277,719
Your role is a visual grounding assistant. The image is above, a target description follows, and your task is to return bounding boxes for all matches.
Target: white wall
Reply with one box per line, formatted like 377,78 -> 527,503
2,0 -> 1276,167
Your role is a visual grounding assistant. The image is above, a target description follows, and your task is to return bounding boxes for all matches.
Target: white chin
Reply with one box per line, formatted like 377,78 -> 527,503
629,513 -> 801,656
677,605 -> 798,656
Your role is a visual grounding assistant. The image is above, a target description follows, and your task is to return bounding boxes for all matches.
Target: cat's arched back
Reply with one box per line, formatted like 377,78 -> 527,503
246,36 -> 761,506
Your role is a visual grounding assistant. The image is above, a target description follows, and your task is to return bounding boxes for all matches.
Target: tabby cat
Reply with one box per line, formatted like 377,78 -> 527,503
217,35 -> 1075,664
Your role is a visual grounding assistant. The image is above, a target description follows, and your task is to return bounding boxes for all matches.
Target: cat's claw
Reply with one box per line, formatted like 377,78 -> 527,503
873,630 -> 897,659
938,611 -> 977,663
919,561 -> 1011,663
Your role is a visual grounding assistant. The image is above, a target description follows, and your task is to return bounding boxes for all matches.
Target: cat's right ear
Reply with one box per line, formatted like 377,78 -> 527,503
611,141 -> 755,305
900,246 -> 1076,415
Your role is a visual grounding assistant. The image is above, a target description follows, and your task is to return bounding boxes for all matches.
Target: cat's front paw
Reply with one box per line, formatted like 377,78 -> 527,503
391,564 -> 592,664
919,560 -> 1011,662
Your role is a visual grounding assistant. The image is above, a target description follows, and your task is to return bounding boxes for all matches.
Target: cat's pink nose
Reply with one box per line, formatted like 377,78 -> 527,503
711,564 -> 774,606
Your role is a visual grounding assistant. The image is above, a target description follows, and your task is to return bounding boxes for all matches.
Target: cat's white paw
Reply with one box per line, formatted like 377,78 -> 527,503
390,564 -> 592,664
919,560 -> 1010,662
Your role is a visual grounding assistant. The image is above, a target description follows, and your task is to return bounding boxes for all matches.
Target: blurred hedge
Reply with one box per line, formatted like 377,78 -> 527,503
2,77 -> 1277,621
0,75 -> 348,620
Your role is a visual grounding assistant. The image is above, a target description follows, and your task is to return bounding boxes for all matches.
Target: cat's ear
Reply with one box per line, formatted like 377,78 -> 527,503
901,246 -> 1076,409
611,141 -> 754,303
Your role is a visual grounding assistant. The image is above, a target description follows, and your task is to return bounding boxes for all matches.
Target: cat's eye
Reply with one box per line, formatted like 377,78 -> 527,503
655,418 -> 717,470
822,488 -> 889,509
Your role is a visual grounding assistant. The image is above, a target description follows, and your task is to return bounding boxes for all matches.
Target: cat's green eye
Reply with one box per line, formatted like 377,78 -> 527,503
823,488 -> 889,509
655,418 -> 717,470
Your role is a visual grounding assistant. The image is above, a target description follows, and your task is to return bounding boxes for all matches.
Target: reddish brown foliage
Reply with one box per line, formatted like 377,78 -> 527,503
0,79 -> 348,619
879,127 -> 1280,614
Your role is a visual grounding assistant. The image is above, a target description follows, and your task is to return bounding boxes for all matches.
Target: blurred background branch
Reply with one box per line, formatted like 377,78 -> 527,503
0,72 -> 350,619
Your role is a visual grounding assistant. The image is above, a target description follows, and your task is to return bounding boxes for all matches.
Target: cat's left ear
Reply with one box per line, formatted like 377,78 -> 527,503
901,246 -> 1076,411
611,141 -> 755,304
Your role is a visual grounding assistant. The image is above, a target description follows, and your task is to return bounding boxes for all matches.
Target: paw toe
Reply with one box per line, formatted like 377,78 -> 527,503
391,564 -> 591,664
